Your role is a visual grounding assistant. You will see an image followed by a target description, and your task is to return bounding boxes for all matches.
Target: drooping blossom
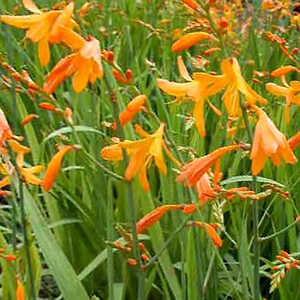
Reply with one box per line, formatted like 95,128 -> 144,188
177,144 -> 241,187
158,58 -> 266,136
21,114 -> 38,126
288,132 -> 300,151
266,80 -> 300,124
16,278 -> 25,300
0,108 -> 13,148
1,2 -> 76,66
43,145 -> 77,192
187,221 -> 223,248
43,28 -> 103,93
0,140 -> 43,188
136,204 -> 196,234
101,123 -> 180,190
119,95 -> 147,127
171,32 -> 212,53
250,106 -> 297,175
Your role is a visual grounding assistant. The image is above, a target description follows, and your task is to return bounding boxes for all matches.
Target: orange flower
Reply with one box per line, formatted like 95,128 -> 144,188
271,66 -> 299,78
158,58 -> 266,136
182,0 -> 201,11
101,123 -> 180,190
21,114 -> 38,126
177,145 -> 241,187
39,102 -> 56,111
187,221 -> 222,248
195,172 -> 215,205
112,68 -> 132,84
119,95 -> 147,127
0,108 -> 13,147
0,140 -> 43,187
266,81 -> 300,124
171,32 -> 212,53
136,204 -> 183,234
4,254 -> 17,261
220,58 -> 267,116
79,2 -> 92,18
16,278 -> 25,300
1,2 -> 76,66
288,131 -> 300,151
157,74 -> 224,136
43,145 -> 75,192
250,106 -> 297,175
43,28 -> 103,93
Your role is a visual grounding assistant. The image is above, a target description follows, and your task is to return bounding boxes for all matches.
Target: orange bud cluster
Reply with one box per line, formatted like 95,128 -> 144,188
102,50 -> 114,64
112,68 -> 133,84
21,114 -> 38,127
187,221 -> 223,248
268,250 -> 300,292
110,225 -> 150,269
0,59 -> 45,99
0,249 -> 17,262
182,0 -> 200,11
136,204 -> 198,234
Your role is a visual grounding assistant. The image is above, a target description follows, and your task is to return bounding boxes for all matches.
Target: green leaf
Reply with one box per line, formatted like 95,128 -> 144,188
43,126 -> 105,143
220,176 -> 284,187
24,187 -> 90,300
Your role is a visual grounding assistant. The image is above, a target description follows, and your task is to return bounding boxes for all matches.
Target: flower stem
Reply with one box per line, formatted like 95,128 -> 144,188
197,3 -> 228,57
240,100 -> 260,300
103,72 -> 144,299
19,182 -> 37,300
258,216 -> 300,242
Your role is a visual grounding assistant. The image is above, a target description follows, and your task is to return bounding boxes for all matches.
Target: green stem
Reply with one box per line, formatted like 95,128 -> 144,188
103,72 -> 144,299
19,183 -> 36,299
258,217 -> 300,242
107,181 -> 115,300
144,217 -> 188,268
197,3 -> 228,57
240,100 -> 260,300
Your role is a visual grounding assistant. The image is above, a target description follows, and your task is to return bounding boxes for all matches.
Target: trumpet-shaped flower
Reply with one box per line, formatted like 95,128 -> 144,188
43,28 -> 103,93
1,2 -> 76,66
250,106 -> 297,175
220,58 -> 267,116
16,278 -> 25,300
136,204 -> 193,234
177,144 -> 241,187
171,32 -> 212,53
187,221 -> 222,248
43,145 -> 76,192
266,81 -> 300,124
288,131 -> 300,151
0,108 -> 13,148
0,140 -> 43,188
119,95 -> 147,127
158,58 -> 266,136
101,123 -> 180,190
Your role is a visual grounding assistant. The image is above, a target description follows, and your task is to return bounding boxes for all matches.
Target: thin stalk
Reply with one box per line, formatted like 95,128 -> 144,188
103,73 -> 144,299
5,26 -> 18,252
19,182 -> 36,299
258,217 -> 300,242
67,121 -> 123,181
144,217 -> 188,268
240,100 -> 260,300
196,3 -> 228,57
107,181 -> 115,300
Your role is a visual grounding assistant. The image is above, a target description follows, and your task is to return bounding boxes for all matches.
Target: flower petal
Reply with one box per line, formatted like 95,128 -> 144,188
43,145 -> 74,192
193,98 -> 206,137
38,37 -> 50,66
22,0 -> 41,14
